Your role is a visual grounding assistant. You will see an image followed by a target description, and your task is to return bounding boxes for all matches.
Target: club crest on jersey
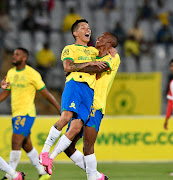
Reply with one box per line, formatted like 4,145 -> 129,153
14,74 -> 19,82
83,49 -> 90,56
63,49 -> 69,56
69,101 -> 76,109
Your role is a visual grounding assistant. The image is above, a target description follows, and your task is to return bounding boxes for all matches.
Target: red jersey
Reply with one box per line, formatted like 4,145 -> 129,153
166,79 -> 173,118
167,79 -> 173,100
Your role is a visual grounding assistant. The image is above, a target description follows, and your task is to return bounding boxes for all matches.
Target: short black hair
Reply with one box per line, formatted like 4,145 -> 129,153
16,47 -> 29,58
71,19 -> 88,39
109,33 -> 118,48
170,59 -> 173,65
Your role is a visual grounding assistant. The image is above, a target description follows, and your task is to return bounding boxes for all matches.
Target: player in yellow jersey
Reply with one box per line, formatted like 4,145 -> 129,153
0,47 -> 61,180
62,32 -> 120,180
39,20 -> 112,179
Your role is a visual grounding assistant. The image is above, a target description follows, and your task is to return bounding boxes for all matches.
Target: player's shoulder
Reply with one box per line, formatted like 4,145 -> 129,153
7,67 -> 16,74
88,46 -> 98,53
63,44 -> 76,51
26,65 -> 41,76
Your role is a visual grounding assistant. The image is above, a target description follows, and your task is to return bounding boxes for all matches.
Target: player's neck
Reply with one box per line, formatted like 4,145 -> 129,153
75,39 -> 88,46
16,64 -> 26,71
98,46 -> 110,57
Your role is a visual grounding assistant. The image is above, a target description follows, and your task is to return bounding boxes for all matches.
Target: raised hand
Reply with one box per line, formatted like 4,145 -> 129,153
1,76 -> 10,89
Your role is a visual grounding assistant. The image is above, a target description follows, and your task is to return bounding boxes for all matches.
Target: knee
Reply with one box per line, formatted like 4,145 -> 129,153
55,113 -> 72,130
69,126 -> 81,136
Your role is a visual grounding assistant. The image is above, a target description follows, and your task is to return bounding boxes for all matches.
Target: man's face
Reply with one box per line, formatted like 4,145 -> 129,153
95,32 -> 109,49
75,22 -> 91,43
12,49 -> 26,66
170,62 -> 173,73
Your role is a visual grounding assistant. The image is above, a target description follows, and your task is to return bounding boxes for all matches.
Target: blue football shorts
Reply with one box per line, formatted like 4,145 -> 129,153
85,106 -> 104,132
61,80 -> 94,124
12,115 -> 35,137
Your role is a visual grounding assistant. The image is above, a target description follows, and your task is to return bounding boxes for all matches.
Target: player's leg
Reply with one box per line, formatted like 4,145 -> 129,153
3,133 -> 24,179
83,110 -> 107,180
22,134 -> 50,180
83,126 -> 98,180
64,134 -> 104,180
41,110 -> 73,154
0,156 -> 25,180
64,133 -> 86,170
50,118 -> 83,159
48,98 -> 91,163
44,118 -> 83,175
40,80 -> 81,158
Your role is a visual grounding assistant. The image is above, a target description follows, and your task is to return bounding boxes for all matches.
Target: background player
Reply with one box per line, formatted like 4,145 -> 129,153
164,59 -> 173,130
0,48 -> 61,180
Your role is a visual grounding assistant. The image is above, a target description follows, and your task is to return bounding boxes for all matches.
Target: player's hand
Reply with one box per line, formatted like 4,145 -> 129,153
164,119 -> 169,130
107,48 -> 117,58
89,61 -> 107,69
1,76 -> 10,89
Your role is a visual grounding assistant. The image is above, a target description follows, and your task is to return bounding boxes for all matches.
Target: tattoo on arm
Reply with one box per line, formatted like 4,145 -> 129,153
79,65 -> 109,73
68,61 -> 88,72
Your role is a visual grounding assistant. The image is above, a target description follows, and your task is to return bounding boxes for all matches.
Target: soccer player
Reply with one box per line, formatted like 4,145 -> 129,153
51,32 -> 120,180
39,19 -> 111,179
0,156 -> 25,180
0,47 -> 61,180
164,59 -> 173,130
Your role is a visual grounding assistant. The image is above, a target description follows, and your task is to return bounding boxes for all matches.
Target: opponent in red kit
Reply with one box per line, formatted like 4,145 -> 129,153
164,59 -> 173,130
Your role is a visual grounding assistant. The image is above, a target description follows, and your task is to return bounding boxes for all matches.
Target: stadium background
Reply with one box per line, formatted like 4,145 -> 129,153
1,0 -> 173,179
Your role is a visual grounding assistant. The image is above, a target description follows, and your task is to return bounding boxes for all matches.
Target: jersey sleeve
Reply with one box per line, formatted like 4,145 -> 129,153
61,46 -> 75,62
32,71 -> 45,91
6,70 -> 11,91
170,81 -> 173,98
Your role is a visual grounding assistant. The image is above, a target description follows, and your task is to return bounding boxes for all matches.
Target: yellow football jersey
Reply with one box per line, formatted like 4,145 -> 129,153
6,65 -> 45,117
61,44 -> 99,89
93,54 -> 120,114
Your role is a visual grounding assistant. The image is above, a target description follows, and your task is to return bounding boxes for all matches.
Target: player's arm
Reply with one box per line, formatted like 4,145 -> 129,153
0,90 -> 10,102
79,62 -> 109,73
63,59 -> 107,73
79,48 -> 118,73
39,87 -> 61,114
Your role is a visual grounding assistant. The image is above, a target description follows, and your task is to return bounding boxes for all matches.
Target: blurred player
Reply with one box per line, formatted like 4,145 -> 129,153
0,47 -> 61,180
0,156 -> 25,180
164,59 -> 173,176
39,19 -> 111,179
164,59 -> 173,130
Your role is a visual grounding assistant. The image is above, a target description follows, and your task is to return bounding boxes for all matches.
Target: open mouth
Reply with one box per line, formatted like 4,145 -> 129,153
85,33 -> 90,37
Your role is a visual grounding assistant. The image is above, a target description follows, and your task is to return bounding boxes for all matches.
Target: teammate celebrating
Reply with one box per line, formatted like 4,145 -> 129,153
164,59 -> 173,130
0,47 -> 61,180
53,32 -> 120,180
39,19 -> 111,179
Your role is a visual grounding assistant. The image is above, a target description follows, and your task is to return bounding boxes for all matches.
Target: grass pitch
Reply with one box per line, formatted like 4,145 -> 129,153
1,162 -> 173,180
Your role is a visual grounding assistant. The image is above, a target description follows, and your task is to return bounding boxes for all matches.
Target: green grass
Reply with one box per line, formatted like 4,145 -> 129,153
1,162 -> 173,180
